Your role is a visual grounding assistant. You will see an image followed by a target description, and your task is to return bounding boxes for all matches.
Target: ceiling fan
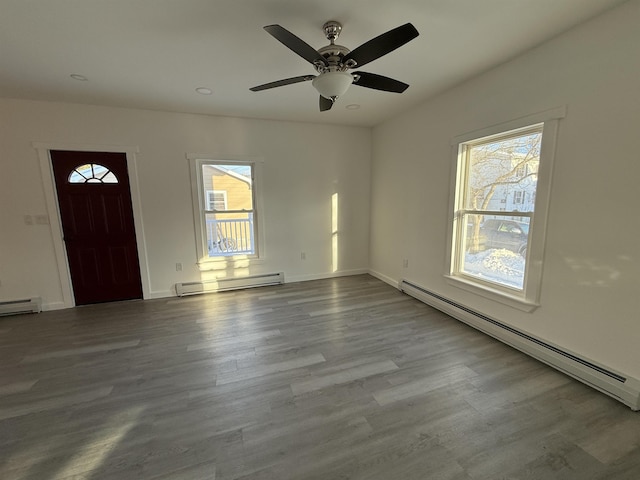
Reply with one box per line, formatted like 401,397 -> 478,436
249,21 -> 419,111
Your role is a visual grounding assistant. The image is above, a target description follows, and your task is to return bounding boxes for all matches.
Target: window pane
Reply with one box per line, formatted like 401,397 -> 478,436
91,164 -> 110,179
68,163 -> 119,184
205,212 -> 254,256
464,132 -> 540,212
461,213 -> 530,289
102,172 -> 118,183
201,164 -> 253,212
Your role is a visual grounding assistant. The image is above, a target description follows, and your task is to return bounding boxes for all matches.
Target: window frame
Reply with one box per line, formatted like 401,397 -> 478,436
445,107 -> 565,311
188,155 -> 264,269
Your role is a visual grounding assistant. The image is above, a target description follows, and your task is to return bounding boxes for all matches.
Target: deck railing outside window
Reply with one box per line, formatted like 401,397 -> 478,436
206,215 -> 254,256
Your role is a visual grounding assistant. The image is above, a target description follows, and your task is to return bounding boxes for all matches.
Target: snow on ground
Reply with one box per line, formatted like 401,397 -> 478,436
463,249 -> 525,289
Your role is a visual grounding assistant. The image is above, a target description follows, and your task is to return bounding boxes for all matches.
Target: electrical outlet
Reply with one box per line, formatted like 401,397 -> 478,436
301,252 -> 306,260
403,259 -> 409,268
176,263 -> 183,272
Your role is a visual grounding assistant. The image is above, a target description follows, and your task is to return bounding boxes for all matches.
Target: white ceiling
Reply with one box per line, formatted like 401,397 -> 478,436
0,0 -> 627,127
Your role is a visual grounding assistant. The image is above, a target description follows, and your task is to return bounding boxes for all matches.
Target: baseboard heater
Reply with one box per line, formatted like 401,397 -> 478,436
175,272 -> 284,296
0,297 -> 42,317
399,279 -> 640,411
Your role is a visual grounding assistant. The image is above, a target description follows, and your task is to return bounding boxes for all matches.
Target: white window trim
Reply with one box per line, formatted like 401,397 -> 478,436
445,106 -> 565,312
187,154 -> 265,270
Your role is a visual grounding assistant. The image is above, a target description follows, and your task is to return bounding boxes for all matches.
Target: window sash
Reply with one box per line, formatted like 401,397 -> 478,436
453,127 -> 540,294
189,157 -> 261,263
454,212 -> 532,288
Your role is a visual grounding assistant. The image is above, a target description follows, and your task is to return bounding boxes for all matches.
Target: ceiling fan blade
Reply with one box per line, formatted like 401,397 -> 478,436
319,95 -> 333,112
352,71 -> 409,93
264,25 -> 327,66
250,75 -> 315,92
343,23 -> 419,68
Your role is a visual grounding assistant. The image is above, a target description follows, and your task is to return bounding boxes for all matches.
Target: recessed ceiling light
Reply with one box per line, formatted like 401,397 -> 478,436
196,87 -> 213,95
345,104 -> 361,110
70,74 -> 88,81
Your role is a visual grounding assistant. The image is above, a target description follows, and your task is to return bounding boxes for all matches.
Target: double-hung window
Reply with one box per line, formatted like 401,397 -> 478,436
447,108 -> 564,310
189,158 -> 260,263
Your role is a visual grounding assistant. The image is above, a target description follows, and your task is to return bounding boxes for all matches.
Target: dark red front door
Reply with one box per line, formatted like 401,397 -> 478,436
51,151 -> 143,305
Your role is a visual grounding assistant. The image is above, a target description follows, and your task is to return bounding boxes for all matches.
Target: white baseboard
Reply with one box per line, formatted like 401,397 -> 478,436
367,269 -> 399,289
42,301 -> 66,311
146,290 -> 174,299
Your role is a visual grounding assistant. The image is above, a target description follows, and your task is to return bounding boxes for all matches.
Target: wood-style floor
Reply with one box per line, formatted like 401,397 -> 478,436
1,275 -> 639,480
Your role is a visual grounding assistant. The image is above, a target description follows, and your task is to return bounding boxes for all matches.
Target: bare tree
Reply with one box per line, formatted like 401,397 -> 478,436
465,133 -> 541,253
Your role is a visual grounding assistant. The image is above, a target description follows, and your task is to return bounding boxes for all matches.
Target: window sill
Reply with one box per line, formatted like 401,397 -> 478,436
444,274 -> 539,312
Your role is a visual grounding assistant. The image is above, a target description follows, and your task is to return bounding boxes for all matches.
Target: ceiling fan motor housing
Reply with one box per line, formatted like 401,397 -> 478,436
317,21 -> 354,72
317,45 -> 352,71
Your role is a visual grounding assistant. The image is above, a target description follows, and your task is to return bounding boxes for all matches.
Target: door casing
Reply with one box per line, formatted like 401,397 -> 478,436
34,142 -> 151,309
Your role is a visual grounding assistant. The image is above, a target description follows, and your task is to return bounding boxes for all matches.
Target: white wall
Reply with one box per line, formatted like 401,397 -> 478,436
0,100 -> 371,307
370,0 -> 640,378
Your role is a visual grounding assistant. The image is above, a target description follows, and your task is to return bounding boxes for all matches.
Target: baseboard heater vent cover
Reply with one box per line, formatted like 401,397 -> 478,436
176,272 -> 284,296
0,297 -> 42,316
399,279 -> 640,411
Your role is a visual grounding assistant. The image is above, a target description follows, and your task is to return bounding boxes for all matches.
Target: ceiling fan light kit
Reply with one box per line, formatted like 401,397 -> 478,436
312,71 -> 353,100
250,20 -> 419,111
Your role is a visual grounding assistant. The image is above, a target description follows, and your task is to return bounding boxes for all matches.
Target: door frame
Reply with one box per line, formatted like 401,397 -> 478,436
34,142 -> 151,308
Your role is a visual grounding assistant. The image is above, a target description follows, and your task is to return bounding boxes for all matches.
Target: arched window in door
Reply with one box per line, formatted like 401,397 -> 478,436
68,163 -> 118,183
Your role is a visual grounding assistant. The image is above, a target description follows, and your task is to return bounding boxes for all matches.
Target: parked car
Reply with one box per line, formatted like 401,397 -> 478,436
476,219 -> 529,256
